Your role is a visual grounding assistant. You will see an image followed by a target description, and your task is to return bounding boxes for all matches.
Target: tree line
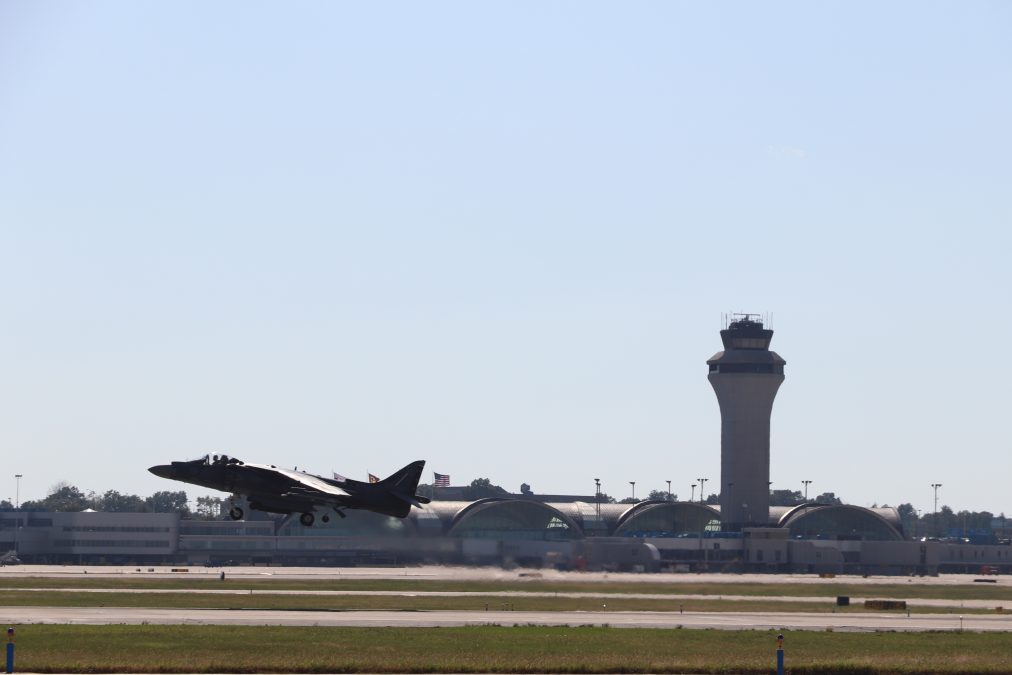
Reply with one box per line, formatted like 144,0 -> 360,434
0,482 -> 222,519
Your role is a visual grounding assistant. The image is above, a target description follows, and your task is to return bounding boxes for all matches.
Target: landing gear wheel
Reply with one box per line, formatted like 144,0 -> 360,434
299,512 -> 315,527
321,514 -> 330,524
229,506 -> 244,521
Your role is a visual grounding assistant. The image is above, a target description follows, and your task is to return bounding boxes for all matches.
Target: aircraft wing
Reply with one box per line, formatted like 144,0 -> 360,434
247,464 -> 351,501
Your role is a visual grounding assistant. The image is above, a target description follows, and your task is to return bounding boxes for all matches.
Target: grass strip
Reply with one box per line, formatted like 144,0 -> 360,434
10,624 -> 1012,674
0,590 -> 999,614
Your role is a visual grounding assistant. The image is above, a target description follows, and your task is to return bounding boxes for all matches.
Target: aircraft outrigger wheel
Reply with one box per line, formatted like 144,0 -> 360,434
299,512 -> 315,527
228,506 -> 244,521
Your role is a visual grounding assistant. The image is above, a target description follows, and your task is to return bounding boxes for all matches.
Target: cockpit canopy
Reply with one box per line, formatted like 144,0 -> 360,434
194,454 -> 245,466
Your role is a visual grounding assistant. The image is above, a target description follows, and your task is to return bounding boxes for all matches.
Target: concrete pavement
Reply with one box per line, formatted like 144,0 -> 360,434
2,606 -> 1009,632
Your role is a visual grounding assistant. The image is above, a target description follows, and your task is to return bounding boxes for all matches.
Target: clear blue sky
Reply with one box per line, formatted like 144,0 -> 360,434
2,1 -> 1010,515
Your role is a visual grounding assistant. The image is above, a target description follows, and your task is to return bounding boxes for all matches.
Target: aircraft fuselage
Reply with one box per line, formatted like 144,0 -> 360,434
149,455 -> 427,522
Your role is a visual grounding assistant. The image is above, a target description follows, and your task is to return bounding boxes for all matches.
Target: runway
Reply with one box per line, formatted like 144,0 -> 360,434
2,606 -> 1010,632
4,565 -> 1009,632
3,564 -> 1007,587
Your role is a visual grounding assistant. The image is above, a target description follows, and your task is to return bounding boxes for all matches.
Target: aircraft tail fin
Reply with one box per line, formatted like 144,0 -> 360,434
380,460 -> 428,507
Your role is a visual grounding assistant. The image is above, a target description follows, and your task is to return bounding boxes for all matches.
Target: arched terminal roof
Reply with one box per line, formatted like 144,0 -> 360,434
554,501 -> 607,533
445,498 -> 581,540
780,504 -> 903,541
410,500 -> 465,535
613,501 -> 721,537
408,500 -> 902,540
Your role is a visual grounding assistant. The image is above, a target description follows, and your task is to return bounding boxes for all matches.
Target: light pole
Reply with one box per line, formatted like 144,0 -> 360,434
932,483 -> 942,536
629,481 -> 636,501
802,480 -> 812,503
691,483 -> 697,502
594,478 -> 601,522
14,474 -> 23,554
666,480 -> 672,502
698,477 -> 707,504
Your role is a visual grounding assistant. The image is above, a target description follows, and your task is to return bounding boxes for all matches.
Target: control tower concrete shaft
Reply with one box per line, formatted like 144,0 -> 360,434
707,316 -> 785,530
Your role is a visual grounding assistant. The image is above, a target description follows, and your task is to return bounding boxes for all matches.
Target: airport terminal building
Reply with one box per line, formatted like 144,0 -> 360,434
4,317 -> 1008,574
3,499 -> 1010,575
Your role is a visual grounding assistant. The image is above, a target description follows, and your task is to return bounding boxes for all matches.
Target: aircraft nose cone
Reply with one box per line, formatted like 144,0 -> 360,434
149,464 -> 175,479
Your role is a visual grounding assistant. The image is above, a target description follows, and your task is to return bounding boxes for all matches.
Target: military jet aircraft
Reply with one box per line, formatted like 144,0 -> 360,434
149,455 -> 429,526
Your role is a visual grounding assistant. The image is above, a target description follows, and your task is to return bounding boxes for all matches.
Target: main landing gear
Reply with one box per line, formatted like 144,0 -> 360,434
229,505 -> 244,521
298,510 -> 342,526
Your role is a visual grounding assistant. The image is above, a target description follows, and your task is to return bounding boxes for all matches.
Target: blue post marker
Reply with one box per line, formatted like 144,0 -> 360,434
6,627 -> 13,674
776,633 -> 784,675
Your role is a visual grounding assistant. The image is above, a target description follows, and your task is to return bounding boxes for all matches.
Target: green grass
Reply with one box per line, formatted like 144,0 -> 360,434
11,624 -> 1012,674
3,576 -> 1011,602
0,589 -> 999,614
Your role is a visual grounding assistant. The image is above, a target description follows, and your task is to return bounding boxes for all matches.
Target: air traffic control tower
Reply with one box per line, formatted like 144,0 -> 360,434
707,315 -> 785,531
